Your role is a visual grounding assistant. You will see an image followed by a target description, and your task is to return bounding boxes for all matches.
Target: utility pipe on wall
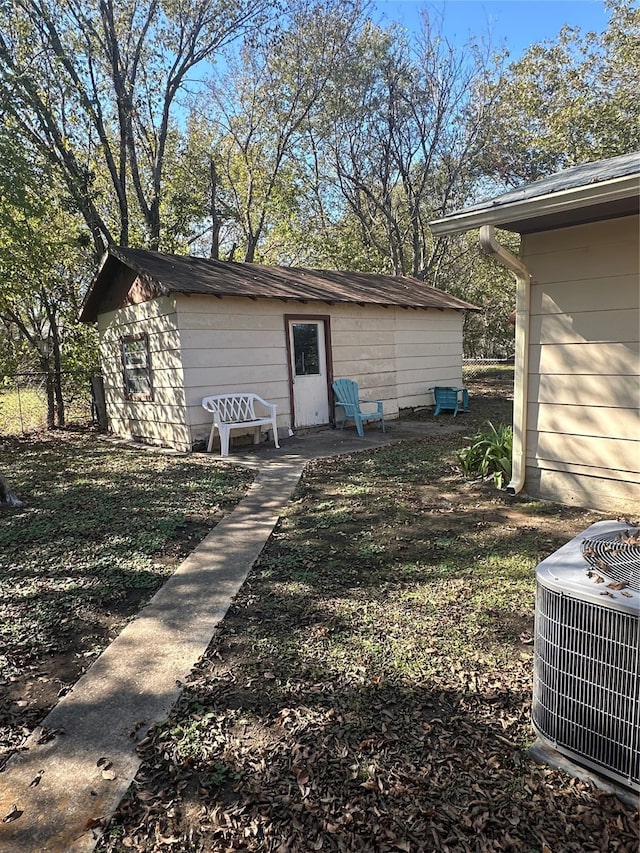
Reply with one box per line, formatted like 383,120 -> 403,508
479,225 -> 532,496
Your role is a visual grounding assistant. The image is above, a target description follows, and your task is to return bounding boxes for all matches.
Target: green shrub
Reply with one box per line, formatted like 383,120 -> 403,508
457,421 -> 513,490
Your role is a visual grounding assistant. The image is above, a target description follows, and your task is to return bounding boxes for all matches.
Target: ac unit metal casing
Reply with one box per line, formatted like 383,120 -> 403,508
533,520 -> 640,792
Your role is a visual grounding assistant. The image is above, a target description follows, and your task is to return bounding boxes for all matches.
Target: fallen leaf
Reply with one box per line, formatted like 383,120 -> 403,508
36,727 -> 64,744
135,789 -> 157,802
2,804 -> 23,823
29,770 -> 44,788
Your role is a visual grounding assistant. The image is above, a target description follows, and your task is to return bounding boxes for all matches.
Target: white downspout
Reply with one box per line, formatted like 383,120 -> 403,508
479,225 -> 532,496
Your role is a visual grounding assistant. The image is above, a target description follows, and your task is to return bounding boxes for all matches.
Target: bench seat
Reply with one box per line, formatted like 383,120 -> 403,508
201,393 -> 280,457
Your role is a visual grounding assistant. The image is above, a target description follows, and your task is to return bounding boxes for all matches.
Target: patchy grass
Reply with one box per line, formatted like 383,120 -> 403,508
0,388 -> 49,434
0,430 -> 253,765
94,390 -> 637,853
0,386 -> 93,434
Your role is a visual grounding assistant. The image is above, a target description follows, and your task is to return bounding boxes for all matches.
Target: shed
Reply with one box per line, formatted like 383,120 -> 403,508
80,247 -> 478,452
430,151 -> 640,514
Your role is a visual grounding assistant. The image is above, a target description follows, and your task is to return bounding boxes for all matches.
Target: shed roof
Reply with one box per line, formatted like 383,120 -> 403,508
430,151 -> 640,236
80,246 -> 479,323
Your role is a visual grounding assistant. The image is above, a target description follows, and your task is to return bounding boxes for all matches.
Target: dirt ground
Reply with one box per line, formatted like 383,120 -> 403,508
3,377 -> 638,852
0,376 -> 614,765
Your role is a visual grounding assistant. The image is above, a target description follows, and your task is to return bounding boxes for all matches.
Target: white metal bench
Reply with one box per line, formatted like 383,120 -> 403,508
201,393 -> 280,457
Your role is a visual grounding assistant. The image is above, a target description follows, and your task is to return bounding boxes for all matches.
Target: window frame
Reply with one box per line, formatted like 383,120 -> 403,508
120,333 -> 154,402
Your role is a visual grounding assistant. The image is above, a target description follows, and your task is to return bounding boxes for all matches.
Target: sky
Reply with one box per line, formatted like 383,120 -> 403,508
373,0 -> 611,61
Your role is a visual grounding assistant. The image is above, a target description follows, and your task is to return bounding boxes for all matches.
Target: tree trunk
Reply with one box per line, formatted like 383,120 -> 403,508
40,357 -> 56,429
45,299 -> 66,427
0,473 -> 23,508
209,158 -> 221,260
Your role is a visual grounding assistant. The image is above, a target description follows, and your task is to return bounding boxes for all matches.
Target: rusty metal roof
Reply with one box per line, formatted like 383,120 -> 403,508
80,246 -> 479,323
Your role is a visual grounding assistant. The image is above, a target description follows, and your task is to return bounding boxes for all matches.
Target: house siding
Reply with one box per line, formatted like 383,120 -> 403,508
97,295 -> 192,451
522,214 -> 640,513
176,296 -> 465,448
177,297 -> 295,445
393,311 -> 463,409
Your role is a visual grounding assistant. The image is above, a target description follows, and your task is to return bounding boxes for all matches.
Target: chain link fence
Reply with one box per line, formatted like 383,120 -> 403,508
0,372 -> 96,435
463,356 -> 515,383
2,361 -> 514,436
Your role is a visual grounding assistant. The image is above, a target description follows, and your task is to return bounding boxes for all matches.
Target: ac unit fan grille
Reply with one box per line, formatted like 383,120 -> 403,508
582,530 -> 640,592
533,585 -> 640,791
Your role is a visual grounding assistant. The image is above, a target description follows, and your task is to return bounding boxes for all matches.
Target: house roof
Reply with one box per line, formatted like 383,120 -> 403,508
430,151 -> 640,237
80,246 -> 480,323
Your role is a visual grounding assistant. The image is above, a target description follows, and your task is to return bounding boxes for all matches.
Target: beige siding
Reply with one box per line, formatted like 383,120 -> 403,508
393,311 -> 463,409
529,403 -> 639,442
529,373 -> 635,407
97,297 -> 191,451
178,296 -> 296,444
527,430 -> 639,476
531,341 -> 639,376
521,214 -> 640,513
525,466 -> 639,515
530,308 -> 639,346
176,296 -> 465,445
96,290 -> 466,450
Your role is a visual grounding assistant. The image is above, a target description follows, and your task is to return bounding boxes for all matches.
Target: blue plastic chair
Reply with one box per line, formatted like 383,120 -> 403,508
431,386 -> 469,416
332,378 -> 385,437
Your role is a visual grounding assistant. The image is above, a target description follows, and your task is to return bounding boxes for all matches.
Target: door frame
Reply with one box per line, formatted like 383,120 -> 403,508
284,313 -> 334,428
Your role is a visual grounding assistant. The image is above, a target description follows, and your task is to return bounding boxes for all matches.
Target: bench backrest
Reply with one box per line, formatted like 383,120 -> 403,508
202,394 -> 259,424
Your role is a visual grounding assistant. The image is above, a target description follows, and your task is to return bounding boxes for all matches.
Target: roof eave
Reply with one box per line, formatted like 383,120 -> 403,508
78,249 -> 113,323
429,174 -> 639,237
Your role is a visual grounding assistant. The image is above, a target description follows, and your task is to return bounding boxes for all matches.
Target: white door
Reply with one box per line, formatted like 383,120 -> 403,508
288,320 -> 330,427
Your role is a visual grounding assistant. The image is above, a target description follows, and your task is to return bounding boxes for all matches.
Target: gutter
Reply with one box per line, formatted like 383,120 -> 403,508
478,226 -> 531,495
429,173 -> 639,236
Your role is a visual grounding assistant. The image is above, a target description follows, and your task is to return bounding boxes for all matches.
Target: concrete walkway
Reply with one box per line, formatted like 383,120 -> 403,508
0,420 -> 457,852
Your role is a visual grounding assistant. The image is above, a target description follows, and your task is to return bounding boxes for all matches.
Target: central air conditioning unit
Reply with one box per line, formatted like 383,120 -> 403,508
532,520 -> 639,792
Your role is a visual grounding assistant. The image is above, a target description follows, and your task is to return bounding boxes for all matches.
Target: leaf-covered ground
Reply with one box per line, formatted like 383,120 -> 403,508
0,431 -> 253,769
88,385 -> 637,852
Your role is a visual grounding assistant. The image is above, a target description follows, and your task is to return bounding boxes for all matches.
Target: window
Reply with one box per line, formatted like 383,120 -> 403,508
121,334 -> 153,401
292,323 -> 320,375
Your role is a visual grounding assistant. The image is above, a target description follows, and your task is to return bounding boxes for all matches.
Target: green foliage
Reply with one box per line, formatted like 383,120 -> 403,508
1,0 -> 634,380
457,421 -> 513,490
0,121 -> 97,414
0,0 -> 273,253
483,0 -> 639,184
437,230 -> 516,358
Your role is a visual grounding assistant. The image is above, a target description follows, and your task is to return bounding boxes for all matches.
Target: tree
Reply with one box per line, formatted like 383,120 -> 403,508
482,0 -> 639,184
310,12 -> 504,279
0,472 -> 23,508
189,0 -> 366,263
0,0 -> 273,255
441,231 -> 516,359
0,120 -> 96,427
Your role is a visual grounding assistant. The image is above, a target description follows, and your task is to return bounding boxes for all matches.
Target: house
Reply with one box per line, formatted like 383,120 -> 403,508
80,247 -> 478,452
430,152 -> 640,514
